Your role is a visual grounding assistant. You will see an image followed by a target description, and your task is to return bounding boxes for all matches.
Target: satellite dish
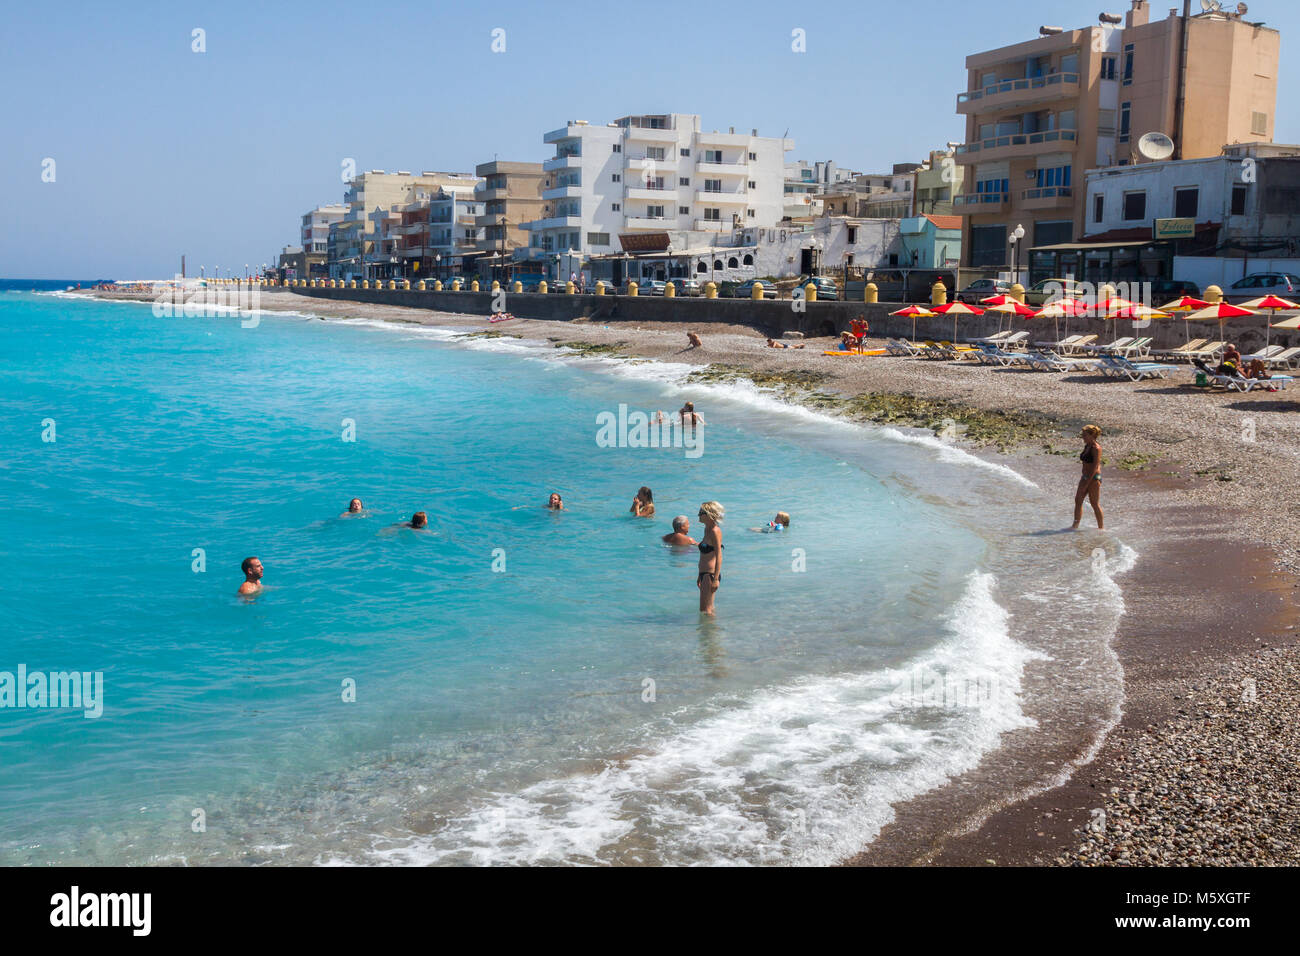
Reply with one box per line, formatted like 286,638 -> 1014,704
1138,132 -> 1176,161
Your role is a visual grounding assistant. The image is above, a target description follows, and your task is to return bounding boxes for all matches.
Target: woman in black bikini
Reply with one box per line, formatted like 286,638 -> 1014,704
696,501 -> 724,615
1072,425 -> 1104,530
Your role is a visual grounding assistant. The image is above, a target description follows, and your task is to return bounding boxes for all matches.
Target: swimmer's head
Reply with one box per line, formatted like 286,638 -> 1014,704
672,515 -> 690,533
548,493 -> 563,509
411,511 -> 428,529
348,498 -> 363,512
637,486 -> 653,503
698,500 -> 724,524
241,556 -> 263,580
774,512 -> 790,527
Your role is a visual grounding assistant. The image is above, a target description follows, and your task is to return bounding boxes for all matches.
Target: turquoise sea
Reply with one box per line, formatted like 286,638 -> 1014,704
0,288 -> 1134,865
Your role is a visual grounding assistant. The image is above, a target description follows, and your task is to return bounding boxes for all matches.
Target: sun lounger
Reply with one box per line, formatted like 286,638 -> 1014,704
1082,336 -> 1134,354
972,343 -> 1027,366
969,330 -> 1014,344
1151,338 -> 1209,360
1242,345 -> 1284,362
1060,334 -> 1098,354
885,337 -> 923,356
1098,354 -> 1177,381
1111,336 -> 1152,358
1034,334 -> 1086,351
1183,340 -> 1226,361
1261,346 -> 1300,369
1024,349 -> 1101,372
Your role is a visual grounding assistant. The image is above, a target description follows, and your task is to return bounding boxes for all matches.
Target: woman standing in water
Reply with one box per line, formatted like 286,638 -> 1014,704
696,501 -> 724,615
1072,425 -> 1104,530
630,487 -> 655,518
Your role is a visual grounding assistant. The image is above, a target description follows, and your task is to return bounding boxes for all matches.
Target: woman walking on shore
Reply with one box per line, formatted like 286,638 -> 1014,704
1072,425 -> 1104,530
696,501 -> 724,615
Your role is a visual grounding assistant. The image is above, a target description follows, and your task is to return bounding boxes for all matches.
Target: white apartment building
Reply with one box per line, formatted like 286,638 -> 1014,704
527,113 -> 793,271
301,204 -> 347,255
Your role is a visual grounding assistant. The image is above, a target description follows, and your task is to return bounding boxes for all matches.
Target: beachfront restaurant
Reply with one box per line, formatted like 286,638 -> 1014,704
1028,222 -> 1222,286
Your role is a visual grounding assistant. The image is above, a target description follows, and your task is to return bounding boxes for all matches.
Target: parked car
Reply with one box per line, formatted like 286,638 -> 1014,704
1023,278 -> 1088,306
667,278 -> 701,296
1225,272 -> 1300,303
733,279 -> 777,299
794,275 -> 839,300
638,279 -> 668,296
1150,278 -> 1201,301
955,278 -> 1012,304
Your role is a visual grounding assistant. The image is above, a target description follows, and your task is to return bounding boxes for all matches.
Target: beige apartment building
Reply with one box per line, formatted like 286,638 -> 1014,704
474,161 -> 545,278
954,0 -> 1279,280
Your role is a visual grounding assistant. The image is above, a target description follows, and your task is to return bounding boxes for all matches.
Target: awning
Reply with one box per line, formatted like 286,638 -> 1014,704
1029,240 -> 1166,252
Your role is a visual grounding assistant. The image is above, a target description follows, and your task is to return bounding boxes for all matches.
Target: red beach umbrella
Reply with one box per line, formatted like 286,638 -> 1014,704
931,300 -> 984,342
1184,302 -> 1257,342
1240,295 -> 1299,349
890,304 -> 937,342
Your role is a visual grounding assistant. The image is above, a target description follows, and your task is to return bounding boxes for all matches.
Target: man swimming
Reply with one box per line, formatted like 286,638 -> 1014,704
238,556 -> 263,595
342,498 -> 364,516
407,511 -> 429,529
662,515 -> 697,546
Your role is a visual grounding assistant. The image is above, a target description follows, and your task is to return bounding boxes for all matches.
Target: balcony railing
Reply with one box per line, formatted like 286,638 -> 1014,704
953,193 -> 1008,209
958,72 -> 1079,104
955,129 -> 1077,157
1021,186 -> 1072,201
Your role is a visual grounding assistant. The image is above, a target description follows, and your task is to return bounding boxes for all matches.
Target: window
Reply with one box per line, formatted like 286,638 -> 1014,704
647,205 -> 664,218
748,152 -> 757,160
847,227 -> 857,244
1094,194 -> 1104,223
1174,187 -> 1199,218
1231,185 -> 1248,215
743,254 -> 753,266
703,149 -> 722,163
612,144 -> 621,153
1101,56 -> 1116,80
746,209 -> 755,218
1252,111 -> 1268,136
704,208 -> 721,221
1122,44 -> 1134,85
611,203 -> 620,211
679,177 -> 690,186
1060,53 -> 1078,73
678,206 -> 689,215
889,254 -> 899,266
748,180 -> 756,189
704,179 -> 722,193
611,174 -> 621,183
969,224 -> 1007,267
1122,191 -> 1146,221
1035,165 -> 1072,189
587,233 -> 610,246
680,148 -> 690,157
647,147 -> 665,161
1098,109 -> 1116,135
1119,102 -> 1131,143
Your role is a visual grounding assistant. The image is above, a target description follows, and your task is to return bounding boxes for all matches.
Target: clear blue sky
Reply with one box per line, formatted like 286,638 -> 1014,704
3,0 -> 1296,278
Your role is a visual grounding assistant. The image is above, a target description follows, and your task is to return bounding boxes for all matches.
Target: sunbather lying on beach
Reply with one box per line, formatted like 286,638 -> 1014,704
1245,359 -> 1272,380
766,338 -> 805,349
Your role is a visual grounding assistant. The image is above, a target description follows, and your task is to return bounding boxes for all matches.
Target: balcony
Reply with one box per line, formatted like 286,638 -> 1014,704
542,184 -> 582,200
542,154 -> 582,172
625,185 -> 675,201
695,160 -> 748,177
694,218 -> 732,232
527,216 -> 583,231
624,126 -> 678,143
1020,185 -> 1074,210
957,72 -> 1080,114
953,129 -> 1077,164
696,189 -> 747,205
696,130 -> 751,147
953,192 -> 1009,214
624,216 -> 675,230
476,186 -> 511,201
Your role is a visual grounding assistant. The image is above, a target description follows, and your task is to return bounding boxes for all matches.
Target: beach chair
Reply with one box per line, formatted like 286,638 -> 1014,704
1000,330 -> 1031,349
1034,334 -> 1085,351
1151,338 -> 1209,361
1025,349 -> 1101,373
1082,336 -> 1134,354
1184,341 -> 1225,361
1098,354 -> 1177,381
918,340 -> 947,359
938,341 -> 978,361
1242,345 -> 1285,363
1262,346 -> 1300,369
1112,336 -> 1153,358
885,337 -> 921,356
969,330 -> 1014,345
1060,334 -> 1098,354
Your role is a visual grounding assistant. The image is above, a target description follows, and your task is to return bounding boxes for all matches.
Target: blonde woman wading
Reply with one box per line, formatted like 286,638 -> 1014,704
696,501 -> 725,615
1072,425 -> 1104,530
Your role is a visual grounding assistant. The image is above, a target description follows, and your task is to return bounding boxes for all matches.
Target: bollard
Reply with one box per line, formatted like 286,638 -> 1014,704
387,280 -> 395,290
1205,284 -> 1223,304
566,280 -> 575,294
665,281 -> 676,298
751,281 -> 764,300
538,280 -> 548,294
471,280 -> 479,292
513,281 -> 522,293
450,279 -> 461,291
491,280 -> 500,293
595,282 -> 606,295
401,279 -> 410,290
804,282 -> 817,303
417,280 -> 426,291
628,281 -> 638,296
433,280 -> 443,291
864,281 -> 878,303
1010,282 -> 1025,303
704,281 -> 717,299
930,280 -> 947,306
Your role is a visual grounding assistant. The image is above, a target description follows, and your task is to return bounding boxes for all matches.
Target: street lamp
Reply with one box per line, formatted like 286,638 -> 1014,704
1010,223 -> 1026,287
434,253 -> 441,282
